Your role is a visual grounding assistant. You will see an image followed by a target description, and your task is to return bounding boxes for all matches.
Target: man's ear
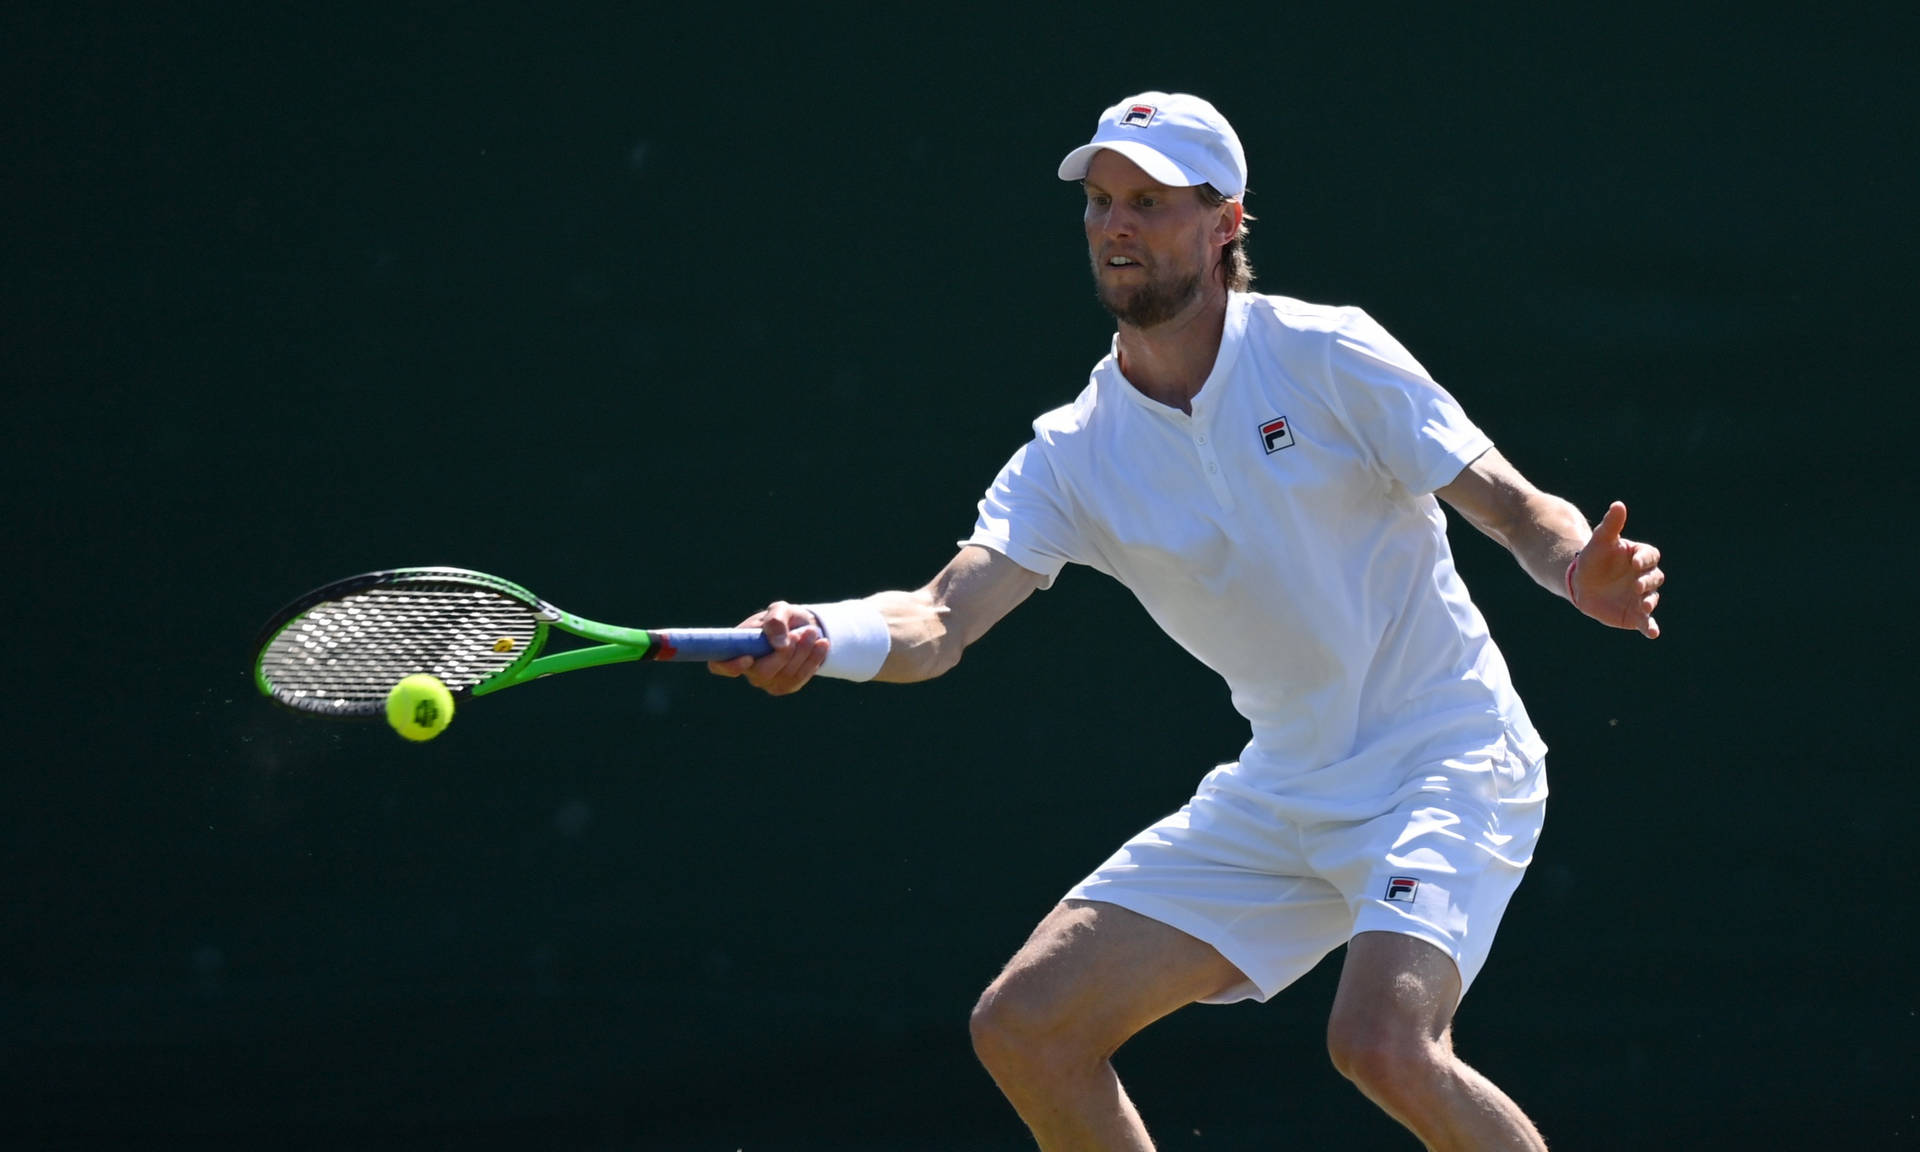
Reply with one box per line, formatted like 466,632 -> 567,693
1215,199 -> 1244,246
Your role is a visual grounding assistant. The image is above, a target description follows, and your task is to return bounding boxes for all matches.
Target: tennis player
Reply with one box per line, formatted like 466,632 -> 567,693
712,90 -> 1664,1151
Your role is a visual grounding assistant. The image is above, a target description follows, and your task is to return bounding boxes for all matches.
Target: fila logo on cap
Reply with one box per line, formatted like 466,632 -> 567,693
1120,104 -> 1158,127
1259,416 -> 1296,454
1384,876 -> 1420,903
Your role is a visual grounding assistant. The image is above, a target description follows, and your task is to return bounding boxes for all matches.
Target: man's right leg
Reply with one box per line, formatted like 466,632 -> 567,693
969,899 -> 1248,1152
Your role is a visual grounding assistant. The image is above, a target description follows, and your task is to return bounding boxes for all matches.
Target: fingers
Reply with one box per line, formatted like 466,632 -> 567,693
1573,501 -> 1665,639
706,601 -> 830,694
1633,541 -> 1664,639
706,653 -> 757,679
707,609 -> 771,678
749,601 -> 830,695
1586,500 -> 1629,549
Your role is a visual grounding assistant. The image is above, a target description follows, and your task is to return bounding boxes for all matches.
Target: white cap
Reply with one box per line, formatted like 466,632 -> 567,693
1057,91 -> 1247,199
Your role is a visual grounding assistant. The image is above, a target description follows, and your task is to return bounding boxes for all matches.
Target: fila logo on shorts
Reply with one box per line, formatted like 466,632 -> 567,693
1384,876 -> 1420,903
1120,104 -> 1157,127
1259,416 -> 1296,454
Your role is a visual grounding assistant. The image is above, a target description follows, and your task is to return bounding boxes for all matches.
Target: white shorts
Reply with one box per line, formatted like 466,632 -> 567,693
1064,762 -> 1547,1005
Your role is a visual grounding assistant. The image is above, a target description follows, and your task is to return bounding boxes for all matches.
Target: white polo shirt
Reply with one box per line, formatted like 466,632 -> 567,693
969,292 -> 1547,820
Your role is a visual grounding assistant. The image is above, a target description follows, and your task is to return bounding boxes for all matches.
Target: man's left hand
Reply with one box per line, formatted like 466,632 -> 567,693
1570,501 -> 1664,639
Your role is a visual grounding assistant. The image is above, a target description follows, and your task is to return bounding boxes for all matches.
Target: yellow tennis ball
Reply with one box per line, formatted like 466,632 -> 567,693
385,674 -> 454,742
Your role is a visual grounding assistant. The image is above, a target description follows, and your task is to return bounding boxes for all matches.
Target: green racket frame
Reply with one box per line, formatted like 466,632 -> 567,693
253,567 -> 771,717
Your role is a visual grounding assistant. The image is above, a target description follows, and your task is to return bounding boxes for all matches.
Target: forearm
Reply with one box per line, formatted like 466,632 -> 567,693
869,588 -> 964,683
869,545 -> 1042,682
719,547 -> 1040,695
1484,490 -> 1591,600
1437,450 -> 1593,601
1437,449 -> 1663,635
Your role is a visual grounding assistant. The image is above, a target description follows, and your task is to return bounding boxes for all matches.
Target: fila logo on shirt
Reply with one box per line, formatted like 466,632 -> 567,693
1259,416 -> 1297,454
1120,104 -> 1158,127
1384,876 -> 1420,903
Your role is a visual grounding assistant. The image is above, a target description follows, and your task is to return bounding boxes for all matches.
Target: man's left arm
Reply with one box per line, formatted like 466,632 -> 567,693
1436,447 -> 1665,639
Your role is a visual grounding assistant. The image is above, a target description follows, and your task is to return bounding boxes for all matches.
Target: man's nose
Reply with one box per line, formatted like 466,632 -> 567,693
1095,203 -> 1136,237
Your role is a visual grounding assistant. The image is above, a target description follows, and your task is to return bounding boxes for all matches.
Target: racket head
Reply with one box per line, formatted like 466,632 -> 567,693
253,567 -> 555,717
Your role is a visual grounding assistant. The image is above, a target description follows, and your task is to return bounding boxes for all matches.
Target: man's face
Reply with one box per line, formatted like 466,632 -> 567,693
1082,149 -> 1228,329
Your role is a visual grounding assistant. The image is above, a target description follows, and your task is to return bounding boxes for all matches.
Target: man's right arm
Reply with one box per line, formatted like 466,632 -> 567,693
709,545 -> 1047,696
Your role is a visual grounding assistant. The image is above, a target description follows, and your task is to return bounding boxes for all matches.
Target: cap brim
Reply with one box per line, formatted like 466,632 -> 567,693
1057,140 -> 1207,188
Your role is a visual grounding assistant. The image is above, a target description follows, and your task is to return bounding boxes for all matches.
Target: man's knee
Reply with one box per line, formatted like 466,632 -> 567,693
1326,1010 -> 1452,1108
1326,932 -> 1465,1102
972,900 -> 1238,1080
970,967 -> 1070,1071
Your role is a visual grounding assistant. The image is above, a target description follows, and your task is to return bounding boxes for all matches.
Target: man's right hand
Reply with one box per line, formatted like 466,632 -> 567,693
707,600 -> 830,695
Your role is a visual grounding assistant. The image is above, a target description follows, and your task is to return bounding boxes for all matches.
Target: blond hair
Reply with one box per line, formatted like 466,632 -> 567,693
1198,184 -> 1255,292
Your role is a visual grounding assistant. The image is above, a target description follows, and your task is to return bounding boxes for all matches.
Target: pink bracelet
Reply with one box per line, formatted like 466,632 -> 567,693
1565,558 -> 1580,607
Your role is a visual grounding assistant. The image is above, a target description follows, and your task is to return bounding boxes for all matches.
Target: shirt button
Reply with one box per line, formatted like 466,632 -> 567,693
1195,435 -> 1207,445
1207,463 -> 1218,474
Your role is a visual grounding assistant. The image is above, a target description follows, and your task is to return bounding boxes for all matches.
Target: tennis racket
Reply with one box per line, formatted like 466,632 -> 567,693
253,567 -> 772,717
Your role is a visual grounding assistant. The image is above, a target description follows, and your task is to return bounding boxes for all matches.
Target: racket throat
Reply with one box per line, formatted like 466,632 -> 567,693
472,640 -> 656,695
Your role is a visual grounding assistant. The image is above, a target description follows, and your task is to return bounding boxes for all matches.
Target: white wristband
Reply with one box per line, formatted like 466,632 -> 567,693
802,598 -> 891,682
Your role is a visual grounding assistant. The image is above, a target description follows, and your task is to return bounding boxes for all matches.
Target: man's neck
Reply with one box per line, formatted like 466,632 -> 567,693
1114,285 -> 1231,415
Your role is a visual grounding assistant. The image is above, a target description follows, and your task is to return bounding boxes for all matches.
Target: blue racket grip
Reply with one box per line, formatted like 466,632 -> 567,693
649,628 -> 775,662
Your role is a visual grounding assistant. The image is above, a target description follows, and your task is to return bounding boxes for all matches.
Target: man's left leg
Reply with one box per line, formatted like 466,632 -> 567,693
1325,931 -> 1546,1151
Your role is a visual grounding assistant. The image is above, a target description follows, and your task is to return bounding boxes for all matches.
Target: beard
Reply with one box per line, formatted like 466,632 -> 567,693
1092,261 -> 1204,329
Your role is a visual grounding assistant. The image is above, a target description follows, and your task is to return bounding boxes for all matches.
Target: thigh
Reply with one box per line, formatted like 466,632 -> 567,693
979,900 -> 1248,1049
1328,929 -> 1462,1046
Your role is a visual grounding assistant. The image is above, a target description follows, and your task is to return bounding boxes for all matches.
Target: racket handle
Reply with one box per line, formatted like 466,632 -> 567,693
648,628 -> 775,662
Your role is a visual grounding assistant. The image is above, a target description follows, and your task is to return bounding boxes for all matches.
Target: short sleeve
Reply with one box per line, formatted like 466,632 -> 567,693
1326,309 -> 1492,495
963,439 -> 1079,589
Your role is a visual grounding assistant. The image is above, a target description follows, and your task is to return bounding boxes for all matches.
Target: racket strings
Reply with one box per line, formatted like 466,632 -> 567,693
259,586 -> 538,713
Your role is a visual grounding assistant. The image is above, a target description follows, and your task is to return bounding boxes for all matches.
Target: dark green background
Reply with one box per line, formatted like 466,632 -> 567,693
9,4 -> 1915,1149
